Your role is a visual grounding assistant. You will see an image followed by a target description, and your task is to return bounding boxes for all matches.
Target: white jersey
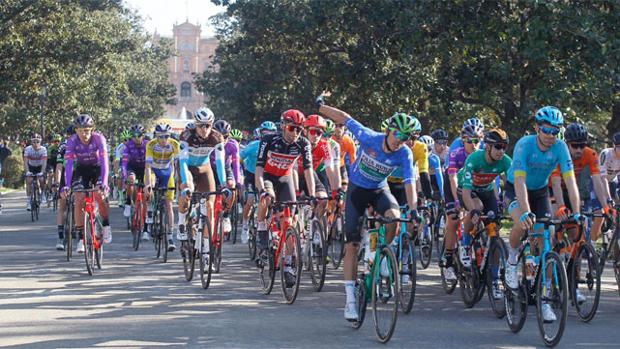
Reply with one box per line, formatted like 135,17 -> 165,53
600,148 -> 620,182
24,145 -> 47,167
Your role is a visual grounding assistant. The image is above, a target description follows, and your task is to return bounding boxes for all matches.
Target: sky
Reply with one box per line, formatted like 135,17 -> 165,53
123,0 -> 225,37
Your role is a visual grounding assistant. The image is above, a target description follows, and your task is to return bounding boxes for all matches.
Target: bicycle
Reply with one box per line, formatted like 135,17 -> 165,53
417,202 -> 433,269
245,190 -> 259,260
225,187 -> 241,244
593,204 -> 619,296
26,173 -> 41,222
395,206 -> 418,314
428,198 -> 445,260
148,186 -> 176,263
298,197 -> 328,292
504,216 -> 572,348
350,214 -> 411,343
326,195 -> 345,269
130,184 -> 146,251
73,185 -> 104,276
258,198 -> 310,304
63,190 -> 75,261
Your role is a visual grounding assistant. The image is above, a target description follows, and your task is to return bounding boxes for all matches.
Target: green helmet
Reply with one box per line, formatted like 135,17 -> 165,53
324,120 -> 335,136
380,118 -> 390,132
52,134 -> 62,141
388,113 -> 420,134
230,128 -> 243,141
120,130 -> 132,141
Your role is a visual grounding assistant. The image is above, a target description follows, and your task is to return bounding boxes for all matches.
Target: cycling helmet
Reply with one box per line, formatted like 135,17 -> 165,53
74,114 -> 94,128
213,120 -> 231,135
260,121 -> 277,132
388,113 -> 418,134
253,127 -> 262,140
230,129 -> 243,141
194,107 -> 215,123
120,129 -> 131,140
431,128 -> 449,141
463,117 -> 484,130
534,106 -> 564,126
418,135 -> 435,149
613,131 -> 620,145
324,120 -> 335,135
304,114 -> 326,129
484,128 -> 509,144
65,125 -> 75,135
130,124 -> 145,135
154,123 -> 172,134
185,122 -> 195,131
408,114 -> 423,132
462,118 -> 484,138
564,122 -> 588,143
31,133 -> 42,141
380,118 -> 390,132
281,109 -> 305,125
52,134 -> 62,141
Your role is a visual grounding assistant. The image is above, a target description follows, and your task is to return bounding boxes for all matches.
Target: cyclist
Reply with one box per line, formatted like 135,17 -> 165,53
457,128 -> 511,298
122,124 -> 149,240
323,119 -> 343,195
53,126 -> 75,250
600,132 -> 620,202
61,114 -> 112,251
230,129 -> 244,147
442,119 -> 484,281
144,124 -> 180,252
23,133 -> 47,210
239,121 -> 276,243
254,109 -> 315,287
177,107 -> 226,264
317,97 -> 419,321
212,119 -> 241,236
430,128 -> 450,168
332,119 -> 357,191
504,106 -> 580,322
45,134 -> 62,199
418,135 -> 444,200
550,122 -> 613,247
113,130 -> 131,207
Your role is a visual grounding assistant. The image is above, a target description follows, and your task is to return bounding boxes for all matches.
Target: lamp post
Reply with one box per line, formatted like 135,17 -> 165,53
39,86 -> 48,141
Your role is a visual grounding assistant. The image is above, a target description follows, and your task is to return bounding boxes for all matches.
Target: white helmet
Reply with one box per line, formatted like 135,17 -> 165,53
419,135 -> 434,150
155,123 -> 172,134
194,107 -> 214,123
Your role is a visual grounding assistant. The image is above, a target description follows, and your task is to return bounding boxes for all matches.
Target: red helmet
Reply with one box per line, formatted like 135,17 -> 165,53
281,109 -> 305,126
304,114 -> 326,129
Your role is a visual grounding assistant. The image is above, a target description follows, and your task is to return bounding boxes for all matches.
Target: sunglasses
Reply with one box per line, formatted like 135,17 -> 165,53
286,124 -> 303,134
436,140 -> 448,145
335,124 -> 345,128
308,128 -> 323,137
569,143 -> 586,149
196,123 -> 212,129
157,134 -> 170,139
133,133 -> 143,137
31,140 -> 41,143
465,137 -> 480,144
538,125 -> 560,136
392,129 -> 412,142
492,143 -> 508,151
77,128 -> 93,133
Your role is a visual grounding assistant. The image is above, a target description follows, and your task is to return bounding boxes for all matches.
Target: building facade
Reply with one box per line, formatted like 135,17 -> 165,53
156,21 -> 218,120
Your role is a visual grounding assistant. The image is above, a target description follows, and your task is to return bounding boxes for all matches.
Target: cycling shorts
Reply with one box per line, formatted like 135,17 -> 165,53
388,181 -> 406,206
263,173 -> 295,202
28,165 -> 43,175
457,188 -> 498,215
299,170 -> 326,195
151,167 -> 175,201
243,170 -> 256,192
188,164 -> 216,194
344,182 -> 399,243
504,181 -> 551,219
73,165 -> 101,189
127,164 -> 145,185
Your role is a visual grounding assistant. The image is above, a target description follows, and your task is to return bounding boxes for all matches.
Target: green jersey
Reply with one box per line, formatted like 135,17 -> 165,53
458,150 -> 511,192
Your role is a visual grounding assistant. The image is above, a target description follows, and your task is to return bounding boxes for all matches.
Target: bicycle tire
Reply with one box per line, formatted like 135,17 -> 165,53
200,214 -> 214,289
64,200 -> 74,262
372,246 -> 399,343
162,208 -> 169,263
459,256 -> 482,308
213,214 -> 223,274
248,215 -> 257,260
440,239 -> 457,294
281,226 -> 302,304
536,251 -> 568,347
95,223 -> 103,270
231,200 -> 239,244
571,243 -> 600,322
83,212 -> 95,275
154,211 -> 162,259
182,232 -> 196,282
419,221 -> 433,269
351,274 -> 368,329
486,238 -> 507,319
328,214 -> 345,269
399,233 -> 416,314
259,241 -> 276,295
308,218 -> 327,292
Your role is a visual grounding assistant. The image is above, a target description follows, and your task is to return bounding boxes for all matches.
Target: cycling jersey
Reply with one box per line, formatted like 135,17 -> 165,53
240,140 -> 259,174
388,140 -> 428,183
333,134 -> 356,168
211,138 -> 241,185
433,147 -> 449,169
145,138 -> 180,170
114,143 -> 126,162
447,146 -> 471,176
346,118 -> 414,189
301,138 -> 332,172
551,146 -> 599,187
46,144 -> 59,168
446,137 -> 485,165
64,132 -> 109,188
428,153 -> 444,197
121,139 -> 148,177
326,138 -> 340,171
600,148 -> 620,181
256,133 -> 312,177
458,150 -> 511,192
507,135 -> 574,190
24,145 -> 47,167
179,129 -> 226,185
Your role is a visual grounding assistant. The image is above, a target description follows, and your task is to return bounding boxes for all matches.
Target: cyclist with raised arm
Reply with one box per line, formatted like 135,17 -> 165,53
122,124 -> 149,240
332,119 -> 357,192
23,133 -> 47,210
61,114 -> 112,251
317,96 -> 419,321
504,106 -> 580,322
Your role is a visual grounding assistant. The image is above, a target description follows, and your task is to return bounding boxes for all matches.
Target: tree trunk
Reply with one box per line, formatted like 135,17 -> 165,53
608,100 -> 620,145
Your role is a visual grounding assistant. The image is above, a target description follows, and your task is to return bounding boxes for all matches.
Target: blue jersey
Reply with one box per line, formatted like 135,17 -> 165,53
507,135 -> 574,190
346,118 -> 414,189
429,153 -> 444,198
240,140 -> 260,174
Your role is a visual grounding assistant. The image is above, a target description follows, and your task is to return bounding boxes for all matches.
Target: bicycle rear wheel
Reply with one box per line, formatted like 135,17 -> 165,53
162,212 -> 169,263
399,234 -> 416,314
328,214 -> 345,269
486,238 -> 508,319
248,215 -> 257,260
132,203 -> 142,251
308,218 -> 327,292
571,243 -> 600,322
372,246 -> 399,343
281,226 -> 302,304
83,212 -> 95,275
200,216 -> 214,289
536,251 -> 568,347
351,273 -> 368,329
182,229 -> 196,282
213,215 -> 223,273
419,221 -> 433,269
259,241 -> 276,295
64,201 -> 74,262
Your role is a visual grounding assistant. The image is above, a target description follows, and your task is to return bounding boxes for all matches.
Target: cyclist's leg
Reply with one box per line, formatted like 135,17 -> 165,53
459,189 -> 484,245
242,171 -> 256,224
443,174 -> 460,270
125,171 -> 136,206
374,186 -> 400,243
164,169 -> 176,235
193,164 -> 216,238
176,167 -> 195,238
314,171 -> 328,216
589,190 -> 604,242
256,177 -> 275,254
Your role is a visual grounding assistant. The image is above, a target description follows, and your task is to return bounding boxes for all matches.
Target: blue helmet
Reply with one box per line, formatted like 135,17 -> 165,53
535,106 -> 564,127
260,121 -> 277,131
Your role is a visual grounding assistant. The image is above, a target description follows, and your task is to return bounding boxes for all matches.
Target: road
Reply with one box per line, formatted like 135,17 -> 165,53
1,190 -> 619,349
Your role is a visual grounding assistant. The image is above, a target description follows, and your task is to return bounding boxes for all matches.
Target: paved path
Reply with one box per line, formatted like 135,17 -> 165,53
1,190 -> 619,348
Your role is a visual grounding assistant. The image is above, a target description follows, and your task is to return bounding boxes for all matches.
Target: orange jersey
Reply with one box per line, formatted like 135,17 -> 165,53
551,146 -> 599,186
333,134 -> 356,167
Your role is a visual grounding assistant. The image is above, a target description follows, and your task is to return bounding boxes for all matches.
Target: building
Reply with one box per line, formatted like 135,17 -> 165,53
155,21 -> 218,127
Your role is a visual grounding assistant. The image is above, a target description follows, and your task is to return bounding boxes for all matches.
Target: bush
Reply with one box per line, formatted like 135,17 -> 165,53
2,154 -> 24,189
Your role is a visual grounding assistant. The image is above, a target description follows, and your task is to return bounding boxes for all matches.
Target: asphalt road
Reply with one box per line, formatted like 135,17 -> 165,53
1,190 -> 620,349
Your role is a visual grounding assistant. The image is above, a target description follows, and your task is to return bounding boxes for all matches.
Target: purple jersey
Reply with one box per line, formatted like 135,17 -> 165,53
447,146 -> 469,175
122,139 -> 148,177
210,138 -> 241,185
64,132 -> 109,188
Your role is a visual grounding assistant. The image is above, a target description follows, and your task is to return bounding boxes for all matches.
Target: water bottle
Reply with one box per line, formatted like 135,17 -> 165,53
525,245 -> 535,281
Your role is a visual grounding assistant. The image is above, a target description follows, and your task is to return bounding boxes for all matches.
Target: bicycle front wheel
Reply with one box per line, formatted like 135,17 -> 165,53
399,234 -> 416,314
281,226 -> 302,304
372,246 -> 399,343
351,273 -> 368,329
64,202 -> 74,262
504,257 -> 528,333
199,216 -> 214,289
83,212 -> 95,275
213,215 -> 223,273
328,214 -> 345,269
486,238 -> 508,319
571,243 -> 600,322
419,221 -> 433,270
536,251 -> 568,347
308,218 -> 327,292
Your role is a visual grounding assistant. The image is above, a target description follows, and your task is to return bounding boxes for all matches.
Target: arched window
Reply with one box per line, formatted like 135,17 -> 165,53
183,58 -> 190,73
180,82 -> 191,98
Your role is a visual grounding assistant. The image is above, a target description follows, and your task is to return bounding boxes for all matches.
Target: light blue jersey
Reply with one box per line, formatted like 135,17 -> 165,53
429,153 -> 444,198
240,140 -> 260,174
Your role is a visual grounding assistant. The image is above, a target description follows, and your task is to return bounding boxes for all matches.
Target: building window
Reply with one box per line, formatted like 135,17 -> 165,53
180,82 -> 191,98
183,58 -> 190,73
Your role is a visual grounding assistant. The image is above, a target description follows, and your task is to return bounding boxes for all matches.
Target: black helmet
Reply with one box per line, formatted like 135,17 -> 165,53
74,114 -> 94,128
65,124 -> 75,135
431,128 -> 449,141
213,119 -> 231,135
484,128 -> 509,144
613,131 -> 620,145
564,122 -> 588,143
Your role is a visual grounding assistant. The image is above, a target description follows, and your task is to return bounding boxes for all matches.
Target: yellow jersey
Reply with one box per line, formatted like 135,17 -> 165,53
145,138 -> 180,170
387,140 -> 429,183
